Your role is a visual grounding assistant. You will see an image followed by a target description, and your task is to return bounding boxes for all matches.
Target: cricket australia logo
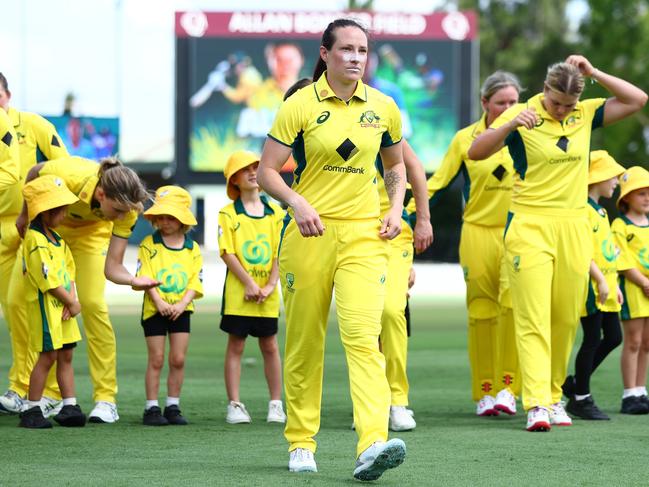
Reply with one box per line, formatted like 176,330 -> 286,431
512,255 -> 521,272
242,234 -> 271,265
286,272 -> 295,290
359,110 -> 381,128
156,264 -> 188,293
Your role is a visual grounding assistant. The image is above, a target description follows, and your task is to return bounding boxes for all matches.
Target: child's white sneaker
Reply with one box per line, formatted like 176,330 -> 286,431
267,400 -> 286,423
88,401 -> 119,423
226,401 -> 251,424
549,402 -> 572,426
288,448 -> 317,473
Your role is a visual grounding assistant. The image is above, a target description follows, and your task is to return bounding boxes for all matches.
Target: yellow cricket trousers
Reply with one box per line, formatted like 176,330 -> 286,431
2,215 -> 59,398
280,217 -> 391,458
56,223 -> 118,403
504,207 -> 591,411
380,225 -> 413,406
460,222 -> 519,401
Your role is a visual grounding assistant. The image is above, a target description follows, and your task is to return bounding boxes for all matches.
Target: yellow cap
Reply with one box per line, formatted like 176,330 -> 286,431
22,175 -> 78,223
588,150 -> 625,185
223,150 -> 259,200
617,166 -> 649,207
144,185 -> 197,226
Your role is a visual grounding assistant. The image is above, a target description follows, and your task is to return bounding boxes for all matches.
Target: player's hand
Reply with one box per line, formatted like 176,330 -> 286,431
642,280 -> 649,298
617,286 -> 624,305
292,197 -> 325,237
379,208 -> 403,240
62,306 -> 71,321
408,267 -> 416,290
596,279 -> 609,305
509,108 -> 537,131
244,281 -> 262,302
131,276 -> 161,291
414,218 -> 433,254
67,300 -> 81,318
15,211 -> 28,239
565,54 -> 596,77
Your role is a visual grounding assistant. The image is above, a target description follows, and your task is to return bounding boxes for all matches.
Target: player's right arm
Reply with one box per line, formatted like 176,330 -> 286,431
468,106 -> 537,160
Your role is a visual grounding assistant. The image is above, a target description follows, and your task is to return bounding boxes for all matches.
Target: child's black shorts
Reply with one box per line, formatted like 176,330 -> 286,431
220,315 -> 278,338
142,311 -> 191,337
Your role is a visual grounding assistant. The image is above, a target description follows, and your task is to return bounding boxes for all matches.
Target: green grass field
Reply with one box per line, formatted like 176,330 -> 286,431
1,297 -> 648,486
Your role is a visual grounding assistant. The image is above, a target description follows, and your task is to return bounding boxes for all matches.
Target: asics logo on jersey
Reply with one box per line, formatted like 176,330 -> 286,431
156,264 -> 188,294
601,238 -> 616,262
242,235 -> 271,265
316,111 -> 330,124
564,115 -> 582,127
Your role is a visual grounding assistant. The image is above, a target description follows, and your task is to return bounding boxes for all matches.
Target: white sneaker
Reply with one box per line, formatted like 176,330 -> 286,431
289,448 -> 317,473
41,396 -> 63,418
353,438 -> 406,481
389,406 -> 416,431
88,401 -> 119,423
226,401 -> 251,424
267,400 -> 286,423
476,395 -> 499,416
0,390 -> 24,414
526,407 -> 551,432
405,408 -> 414,417
494,389 -> 517,415
549,402 -> 572,426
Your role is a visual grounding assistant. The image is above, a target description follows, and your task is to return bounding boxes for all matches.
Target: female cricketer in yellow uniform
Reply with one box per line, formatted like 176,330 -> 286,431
409,71 -> 522,418
0,72 -> 69,414
469,55 -> 647,431
15,156 -> 156,423
258,19 -> 408,482
376,139 -> 432,433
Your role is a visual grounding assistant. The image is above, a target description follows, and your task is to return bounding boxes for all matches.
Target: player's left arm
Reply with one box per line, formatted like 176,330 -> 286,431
566,55 -> 648,126
402,139 -> 433,252
379,141 -> 406,240
105,235 -> 160,289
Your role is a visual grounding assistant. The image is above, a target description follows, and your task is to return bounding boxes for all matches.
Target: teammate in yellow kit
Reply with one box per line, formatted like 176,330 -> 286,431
562,151 -> 624,420
376,140 -> 432,432
612,166 -> 649,415
218,151 -> 286,425
0,105 -> 19,191
409,71 -> 522,418
469,55 -> 647,431
258,19 -> 408,481
137,186 -> 203,426
16,156 -> 157,423
0,73 -> 69,415
18,176 -> 86,428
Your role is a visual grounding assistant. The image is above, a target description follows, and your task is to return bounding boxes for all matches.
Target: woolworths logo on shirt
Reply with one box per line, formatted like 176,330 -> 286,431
156,264 -> 188,294
242,235 -> 271,265
601,238 -> 616,262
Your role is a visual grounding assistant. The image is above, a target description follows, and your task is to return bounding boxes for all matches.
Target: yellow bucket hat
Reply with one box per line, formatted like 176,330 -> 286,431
588,150 -> 625,185
144,185 -> 197,226
22,175 -> 78,223
617,166 -> 649,207
224,150 -> 259,200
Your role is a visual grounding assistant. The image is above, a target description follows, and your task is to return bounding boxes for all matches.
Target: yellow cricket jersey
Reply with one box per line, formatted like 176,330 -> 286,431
491,93 -> 606,211
23,221 -> 81,351
0,108 -> 68,217
136,231 -> 204,321
268,72 -> 402,220
0,108 -> 19,196
39,156 -> 138,238
612,216 -> 649,275
584,199 -> 620,314
218,196 -> 283,318
406,115 -> 513,227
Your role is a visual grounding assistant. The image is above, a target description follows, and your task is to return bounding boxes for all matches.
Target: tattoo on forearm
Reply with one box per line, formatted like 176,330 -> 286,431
384,169 -> 401,201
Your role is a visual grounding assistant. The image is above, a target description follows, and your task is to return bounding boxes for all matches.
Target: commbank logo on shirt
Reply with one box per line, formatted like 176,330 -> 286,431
491,164 -> 507,181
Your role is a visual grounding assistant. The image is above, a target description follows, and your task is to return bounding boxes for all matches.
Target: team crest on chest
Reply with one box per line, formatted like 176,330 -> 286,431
359,110 -> 381,128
